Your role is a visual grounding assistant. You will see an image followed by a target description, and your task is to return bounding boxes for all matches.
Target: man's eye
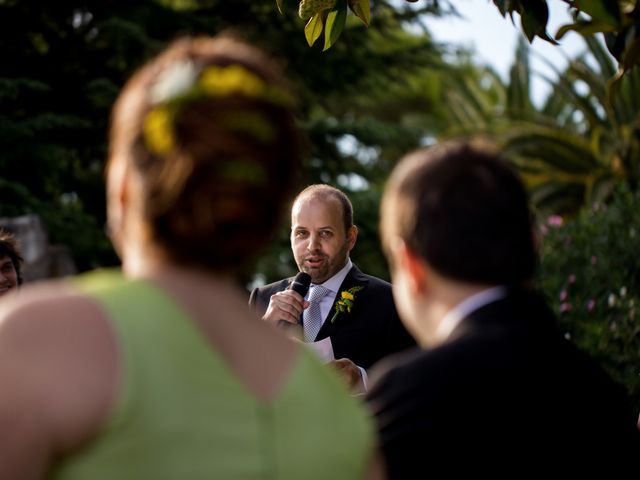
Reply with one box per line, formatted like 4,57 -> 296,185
320,231 -> 332,238
295,231 -> 308,238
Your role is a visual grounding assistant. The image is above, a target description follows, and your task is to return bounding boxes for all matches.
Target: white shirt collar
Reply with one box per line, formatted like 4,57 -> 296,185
436,286 -> 508,342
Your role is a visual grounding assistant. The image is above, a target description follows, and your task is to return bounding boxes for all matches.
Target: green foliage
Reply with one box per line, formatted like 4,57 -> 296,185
323,0 -> 348,51
506,37 -> 640,213
537,184 -> 640,410
1,0 -> 450,281
439,36 -> 640,216
290,0 -> 371,49
493,0 -> 640,97
349,187 -> 392,281
248,3 -> 450,285
305,10 -> 325,46
283,0 -> 640,97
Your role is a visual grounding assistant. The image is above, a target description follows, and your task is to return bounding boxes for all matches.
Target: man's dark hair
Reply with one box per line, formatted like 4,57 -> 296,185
0,229 -> 24,285
381,142 -> 536,286
293,184 -> 354,234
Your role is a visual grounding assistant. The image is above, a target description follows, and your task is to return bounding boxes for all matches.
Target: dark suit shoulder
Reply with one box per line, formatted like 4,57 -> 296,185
342,267 -> 394,304
362,275 -> 393,295
367,345 -> 453,410
348,267 -> 391,288
253,278 -> 292,296
367,296 -> 640,476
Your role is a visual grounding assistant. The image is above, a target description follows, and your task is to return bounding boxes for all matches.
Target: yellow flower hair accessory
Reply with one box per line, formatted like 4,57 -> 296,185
142,61 -> 293,156
143,107 -> 175,156
330,286 -> 364,323
200,65 -> 266,98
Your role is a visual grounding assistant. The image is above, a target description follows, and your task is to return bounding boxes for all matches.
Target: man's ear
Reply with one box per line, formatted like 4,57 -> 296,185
106,156 -> 132,245
393,239 -> 429,295
347,225 -> 358,251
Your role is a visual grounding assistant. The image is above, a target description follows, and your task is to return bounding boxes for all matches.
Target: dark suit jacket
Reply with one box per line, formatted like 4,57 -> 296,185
249,265 -> 415,370
366,289 -> 640,477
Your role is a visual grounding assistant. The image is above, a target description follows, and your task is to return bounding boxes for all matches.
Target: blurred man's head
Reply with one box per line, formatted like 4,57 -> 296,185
0,230 -> 23,296
380,143 -> 536,342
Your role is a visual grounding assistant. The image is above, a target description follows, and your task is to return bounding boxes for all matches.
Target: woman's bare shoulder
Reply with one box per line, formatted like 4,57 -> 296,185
0,277 -> 119,460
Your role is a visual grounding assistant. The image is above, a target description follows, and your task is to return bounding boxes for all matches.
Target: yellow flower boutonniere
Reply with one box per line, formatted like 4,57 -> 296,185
330,286 -> 364,323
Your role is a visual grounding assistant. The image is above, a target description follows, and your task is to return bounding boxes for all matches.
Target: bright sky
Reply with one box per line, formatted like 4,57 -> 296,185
422,0 -> 589,106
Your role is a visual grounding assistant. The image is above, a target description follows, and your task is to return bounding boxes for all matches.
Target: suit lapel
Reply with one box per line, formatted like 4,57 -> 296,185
314,265 -> 369,341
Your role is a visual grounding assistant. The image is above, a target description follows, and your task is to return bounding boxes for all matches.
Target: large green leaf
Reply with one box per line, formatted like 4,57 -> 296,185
305,12 -> 324,47
520,0 -> 559,45
520,0 -> 548,42
349,0 -> 370,27
323,1 -> 348,51
492,0 -> 512,17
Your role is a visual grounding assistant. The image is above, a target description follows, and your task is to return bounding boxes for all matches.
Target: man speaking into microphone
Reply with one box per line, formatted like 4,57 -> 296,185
249,184 -> 414,392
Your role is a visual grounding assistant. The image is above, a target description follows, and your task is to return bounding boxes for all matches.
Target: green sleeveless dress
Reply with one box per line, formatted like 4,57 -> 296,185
53,270 -> 374,480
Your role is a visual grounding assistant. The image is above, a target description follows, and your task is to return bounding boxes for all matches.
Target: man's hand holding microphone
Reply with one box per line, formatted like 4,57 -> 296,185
262,272 -> 366,394
262,272 -> 311,338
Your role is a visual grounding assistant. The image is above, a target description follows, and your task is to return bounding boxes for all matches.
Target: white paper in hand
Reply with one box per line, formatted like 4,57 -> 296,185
305,337 -> 335,364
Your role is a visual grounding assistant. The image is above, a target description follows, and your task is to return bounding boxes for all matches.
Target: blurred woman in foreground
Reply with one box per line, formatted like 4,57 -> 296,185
0,35 -> 378,479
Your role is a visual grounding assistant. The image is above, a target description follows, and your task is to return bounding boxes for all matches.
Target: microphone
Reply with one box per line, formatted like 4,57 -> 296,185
278,272 -> 311,330
288,271 -> 311,297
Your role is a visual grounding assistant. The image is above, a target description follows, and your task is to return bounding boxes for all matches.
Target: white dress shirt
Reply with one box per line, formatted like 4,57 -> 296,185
308,258 -> 368,389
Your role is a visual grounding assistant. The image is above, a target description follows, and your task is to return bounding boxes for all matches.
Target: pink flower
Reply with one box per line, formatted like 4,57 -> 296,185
559,289 -> 568,301
590,256 -> 598,265
547,215 -> 564,227
559,302 -> 573,313
586,299 -> 596,312
568,274 -> 576,284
